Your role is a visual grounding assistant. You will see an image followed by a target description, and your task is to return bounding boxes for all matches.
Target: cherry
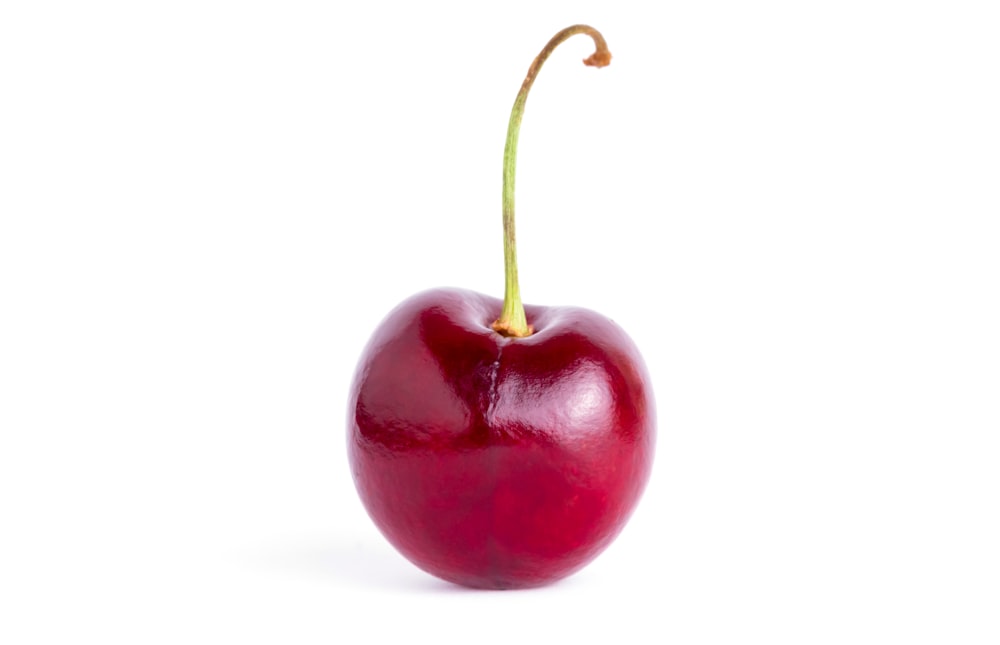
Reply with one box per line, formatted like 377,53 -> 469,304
348,25 -> 655,589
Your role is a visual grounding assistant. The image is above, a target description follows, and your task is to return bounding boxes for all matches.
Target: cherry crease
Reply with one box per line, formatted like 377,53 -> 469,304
348,288 -> 655,589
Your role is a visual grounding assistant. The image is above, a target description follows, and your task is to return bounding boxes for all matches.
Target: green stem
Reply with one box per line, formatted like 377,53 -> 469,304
491,25 -> 612,338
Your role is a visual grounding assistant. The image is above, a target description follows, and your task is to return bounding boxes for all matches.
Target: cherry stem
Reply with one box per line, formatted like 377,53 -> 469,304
491,25 -> 612,338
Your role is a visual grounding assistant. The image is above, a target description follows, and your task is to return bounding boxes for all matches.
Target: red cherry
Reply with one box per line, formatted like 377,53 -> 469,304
349,288 -> 655,588
347,26 -> 655,589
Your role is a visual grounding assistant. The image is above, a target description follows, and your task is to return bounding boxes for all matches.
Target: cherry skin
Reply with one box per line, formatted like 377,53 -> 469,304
348,288 -> 655,589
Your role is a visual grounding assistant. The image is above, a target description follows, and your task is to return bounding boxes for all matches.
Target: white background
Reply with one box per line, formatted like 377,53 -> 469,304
2,1 -> 998,642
